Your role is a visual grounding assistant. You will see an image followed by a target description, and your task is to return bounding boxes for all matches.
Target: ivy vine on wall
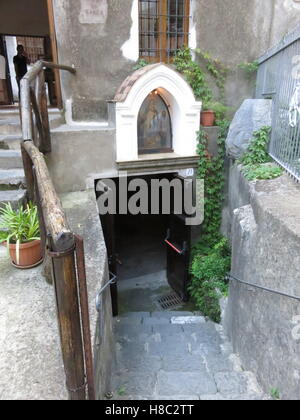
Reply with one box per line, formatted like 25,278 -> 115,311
172,47 -> 232,323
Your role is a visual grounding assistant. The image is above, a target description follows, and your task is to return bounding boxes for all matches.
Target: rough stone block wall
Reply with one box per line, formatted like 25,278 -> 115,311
224,166 -> 300,400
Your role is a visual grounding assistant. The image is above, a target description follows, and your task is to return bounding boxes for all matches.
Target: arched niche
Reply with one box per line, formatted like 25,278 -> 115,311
138,90 -> 173,154
114,64 -> 202,162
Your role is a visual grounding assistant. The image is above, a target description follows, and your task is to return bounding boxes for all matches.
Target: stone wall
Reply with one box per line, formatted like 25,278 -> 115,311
51,0 -> 300,122
46,126 -> 117,193
52,0 -> 134,122
224,165 -> 300,400
61,190 -> 115,400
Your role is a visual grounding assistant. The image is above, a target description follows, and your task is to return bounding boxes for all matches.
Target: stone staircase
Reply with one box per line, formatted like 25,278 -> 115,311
111,311 -> 268,400
0,112 -> 26,210
0,107 -> 63,210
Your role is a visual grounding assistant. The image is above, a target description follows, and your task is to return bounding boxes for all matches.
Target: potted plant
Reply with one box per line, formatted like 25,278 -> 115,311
0,202 -> 43,269
201,101 -> 228,127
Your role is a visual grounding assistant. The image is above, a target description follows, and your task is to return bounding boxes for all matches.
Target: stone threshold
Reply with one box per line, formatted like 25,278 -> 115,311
117,154 -> 199,174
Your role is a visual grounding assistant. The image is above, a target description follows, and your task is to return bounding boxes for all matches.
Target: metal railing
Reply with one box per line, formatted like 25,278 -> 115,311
20,61 -> 75,153
256,25 -> 300,182
19,62 -> 95,400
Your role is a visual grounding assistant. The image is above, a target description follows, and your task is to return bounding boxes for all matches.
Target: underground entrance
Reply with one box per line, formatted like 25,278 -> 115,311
96,173 -> 198,316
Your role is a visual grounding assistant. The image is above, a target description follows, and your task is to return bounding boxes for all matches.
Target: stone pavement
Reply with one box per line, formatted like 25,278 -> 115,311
0,247 -> 67,400
111,312 -> 268,400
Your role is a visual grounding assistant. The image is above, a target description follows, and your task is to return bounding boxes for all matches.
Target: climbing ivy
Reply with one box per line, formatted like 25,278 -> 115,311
238,60 -> 259,80
189,120 -> 231,322
239,126 -> 283,181
173,47 -> 213,104
239,126 -> 272,166
174,47 -> 230,121
172,47 -> 232,322
133,59 -> 148,71
195,49 -> 228,101
195,120 -> 230,251
190,238 -> 231,323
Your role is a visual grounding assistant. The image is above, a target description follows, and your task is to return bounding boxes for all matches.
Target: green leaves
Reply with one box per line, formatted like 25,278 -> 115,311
242,164 -> 283,181
133,59 -> 148,71
173,47 -> 213,103
239,126 -> 283,181
189,238 -> 231,323
239,126 -> 272,166
191,120 -> 231,323
0,202 -> 40,245
238,60 -> 259,80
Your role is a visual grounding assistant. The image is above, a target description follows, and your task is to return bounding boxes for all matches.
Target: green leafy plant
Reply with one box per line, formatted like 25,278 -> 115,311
202,101 -> 229,121
242,164 -> 283,181
0,202 -> 40,264
239,126 -> 272,166
270,388 -> 280,400
195,49 -> 228,100
174,47 -> 213,103
190,119 -> 231,322
133,59 -> 148,71
174,47 -> 229,124
117,387 -> 126,396
190,238 -> 231,323
239,60 -> 259,79
238,126 -> 283,181
196,119 -> 230,251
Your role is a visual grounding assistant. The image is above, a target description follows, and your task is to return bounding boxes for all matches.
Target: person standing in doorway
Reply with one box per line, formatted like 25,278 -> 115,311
13,45 -> 30,96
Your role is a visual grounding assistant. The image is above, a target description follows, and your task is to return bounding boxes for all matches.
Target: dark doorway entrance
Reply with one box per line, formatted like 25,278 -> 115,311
97,173 -> 194,315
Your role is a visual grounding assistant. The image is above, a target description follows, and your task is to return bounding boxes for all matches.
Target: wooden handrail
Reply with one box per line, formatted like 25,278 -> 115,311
20,60 -> 76,153
21,139 -> 95,400
22,140 -> 73,251
23,60 -> 75,83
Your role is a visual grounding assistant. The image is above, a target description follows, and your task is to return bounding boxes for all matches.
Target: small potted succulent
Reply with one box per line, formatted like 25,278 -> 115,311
0,202 -> 42,269
201,101 -> 228,127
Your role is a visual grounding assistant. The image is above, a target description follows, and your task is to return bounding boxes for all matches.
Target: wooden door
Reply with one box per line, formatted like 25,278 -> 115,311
165,174 -> 192,301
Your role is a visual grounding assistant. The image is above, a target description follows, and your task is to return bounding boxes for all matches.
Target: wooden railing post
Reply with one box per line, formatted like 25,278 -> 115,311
40,71 -> 51,153
21,141 -> 35,202
21,141 -> 92,400
49,236 -> 86,400
20,60 -> 75,154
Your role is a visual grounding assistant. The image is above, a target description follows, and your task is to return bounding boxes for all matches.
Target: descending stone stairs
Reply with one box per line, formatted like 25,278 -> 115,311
0,113 -> 26,210
0,108 -> 63,210
111,311 -> 268,400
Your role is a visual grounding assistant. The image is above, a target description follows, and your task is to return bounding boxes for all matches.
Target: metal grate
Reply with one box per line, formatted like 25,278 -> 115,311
156,292 -> 182,310
139,0 -> 190,63
256,24 -> 300,182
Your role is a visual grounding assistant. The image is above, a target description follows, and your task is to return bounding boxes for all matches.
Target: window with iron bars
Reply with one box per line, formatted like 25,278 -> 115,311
139,0 -> 190,63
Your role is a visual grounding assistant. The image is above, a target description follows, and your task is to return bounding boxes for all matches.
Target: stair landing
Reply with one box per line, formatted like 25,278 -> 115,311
111,311 -> 268,400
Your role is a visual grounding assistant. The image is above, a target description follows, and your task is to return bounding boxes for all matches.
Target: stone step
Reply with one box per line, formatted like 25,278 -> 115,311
0,107 -> 62,119
0,169 -> 25,189
116,312 -> 206,326
0,135 -> 22,151
0,150 -> 23,169
0,190 -> 27,210
0,120 -> 22,136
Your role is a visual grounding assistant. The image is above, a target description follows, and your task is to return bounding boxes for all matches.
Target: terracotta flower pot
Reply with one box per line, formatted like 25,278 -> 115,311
7,240 -> 43,268
201,110 -> 216,127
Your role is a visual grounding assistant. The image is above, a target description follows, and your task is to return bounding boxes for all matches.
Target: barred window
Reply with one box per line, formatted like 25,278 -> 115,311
139,0 -> 190,63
